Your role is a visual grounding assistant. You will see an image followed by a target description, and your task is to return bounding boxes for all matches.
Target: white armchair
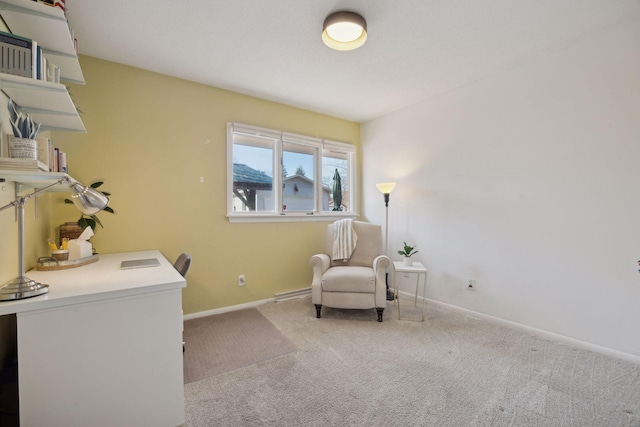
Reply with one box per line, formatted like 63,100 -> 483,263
310,221 -> 389,322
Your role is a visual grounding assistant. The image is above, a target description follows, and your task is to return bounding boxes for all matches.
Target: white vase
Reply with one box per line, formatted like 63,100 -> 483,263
403,256 -> 412,266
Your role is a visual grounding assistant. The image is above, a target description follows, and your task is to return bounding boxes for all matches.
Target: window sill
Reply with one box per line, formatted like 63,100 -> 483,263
227,212 -> 358,223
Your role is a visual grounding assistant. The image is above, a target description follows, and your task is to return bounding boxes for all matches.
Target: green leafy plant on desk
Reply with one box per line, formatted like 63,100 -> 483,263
64,181 -> 115,230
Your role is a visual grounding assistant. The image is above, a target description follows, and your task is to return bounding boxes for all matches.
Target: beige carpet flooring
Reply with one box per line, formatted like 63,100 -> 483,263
183,308 -> 296,384
184,296 -> 640,426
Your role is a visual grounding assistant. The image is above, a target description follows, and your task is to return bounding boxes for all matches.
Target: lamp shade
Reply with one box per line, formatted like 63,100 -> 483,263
69,182 -> 109,215
376,182 -> 396,195
322,11 -> 367,51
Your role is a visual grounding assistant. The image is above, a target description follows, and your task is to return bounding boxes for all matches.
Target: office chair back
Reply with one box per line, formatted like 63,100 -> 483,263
173,252 -> 191,277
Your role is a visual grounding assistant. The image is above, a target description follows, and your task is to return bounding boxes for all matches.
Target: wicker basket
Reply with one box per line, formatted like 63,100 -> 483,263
59,222 -> 83,246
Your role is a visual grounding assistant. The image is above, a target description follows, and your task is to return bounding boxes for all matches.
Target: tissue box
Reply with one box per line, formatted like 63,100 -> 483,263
69,240 -> 92,261
67,226 -> 94,260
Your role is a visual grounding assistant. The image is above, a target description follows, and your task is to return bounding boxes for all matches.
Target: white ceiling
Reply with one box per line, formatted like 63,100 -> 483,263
67,1 -> 640,123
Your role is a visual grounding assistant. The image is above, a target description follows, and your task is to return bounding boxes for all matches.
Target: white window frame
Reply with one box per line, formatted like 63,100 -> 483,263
321,139 -> 357,214
227,122 -> 357,223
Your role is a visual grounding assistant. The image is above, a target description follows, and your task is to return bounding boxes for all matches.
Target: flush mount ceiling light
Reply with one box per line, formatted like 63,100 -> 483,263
322,11 -> 367,51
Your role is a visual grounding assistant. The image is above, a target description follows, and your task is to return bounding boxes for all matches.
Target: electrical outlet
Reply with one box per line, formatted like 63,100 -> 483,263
467,278 -> 475,289
238,275 -> 245,286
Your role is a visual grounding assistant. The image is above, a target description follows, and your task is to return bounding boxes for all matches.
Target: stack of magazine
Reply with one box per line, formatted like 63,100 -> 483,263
0,157 -> 48,172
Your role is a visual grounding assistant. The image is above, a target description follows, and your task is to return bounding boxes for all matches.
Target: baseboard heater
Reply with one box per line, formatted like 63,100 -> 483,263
274,287 -> 311,303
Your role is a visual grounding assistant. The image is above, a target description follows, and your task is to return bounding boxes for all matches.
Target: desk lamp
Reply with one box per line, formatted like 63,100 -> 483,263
0,176 -> 109,301
376,182 -> 396,300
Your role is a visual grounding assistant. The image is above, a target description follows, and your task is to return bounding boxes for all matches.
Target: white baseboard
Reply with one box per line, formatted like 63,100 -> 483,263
274,287 -> 311,302
408,293 -> 640,365
184,288 -> 312,320
183,298 -> 274,320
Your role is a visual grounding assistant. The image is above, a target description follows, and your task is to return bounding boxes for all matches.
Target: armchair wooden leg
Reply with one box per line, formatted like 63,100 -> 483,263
315,304 -> 322,318
376,308 -> 384,322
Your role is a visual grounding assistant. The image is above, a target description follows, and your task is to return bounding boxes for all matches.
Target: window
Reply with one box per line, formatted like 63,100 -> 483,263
322,141 -> 352,213
230,131 -> 277,213
227,123 -> 357,222
282,139 -> 316,212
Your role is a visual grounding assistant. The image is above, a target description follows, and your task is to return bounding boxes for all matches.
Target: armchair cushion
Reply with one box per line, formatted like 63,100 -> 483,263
321,266 -> 375,293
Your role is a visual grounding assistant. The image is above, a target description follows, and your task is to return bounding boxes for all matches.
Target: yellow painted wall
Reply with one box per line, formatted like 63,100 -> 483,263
48,56 -> 360,314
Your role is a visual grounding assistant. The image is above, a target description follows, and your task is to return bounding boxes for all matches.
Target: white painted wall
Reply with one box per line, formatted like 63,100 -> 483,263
362,20 -> 640,358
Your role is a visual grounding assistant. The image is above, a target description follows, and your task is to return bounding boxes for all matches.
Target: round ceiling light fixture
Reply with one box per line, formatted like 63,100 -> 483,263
322,11 -> 367,51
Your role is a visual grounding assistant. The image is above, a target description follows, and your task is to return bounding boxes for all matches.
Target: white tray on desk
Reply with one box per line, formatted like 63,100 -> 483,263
36,254 -> 99,270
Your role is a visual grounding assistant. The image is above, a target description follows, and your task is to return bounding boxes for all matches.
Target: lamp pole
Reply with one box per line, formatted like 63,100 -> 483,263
376,182 -> 396,301
0,178 -> 68,300
383,192 -> 390,256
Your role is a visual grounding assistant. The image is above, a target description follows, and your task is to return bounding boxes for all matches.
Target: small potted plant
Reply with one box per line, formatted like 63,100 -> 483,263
8,99 -> 41,159
398,242 -> 418,266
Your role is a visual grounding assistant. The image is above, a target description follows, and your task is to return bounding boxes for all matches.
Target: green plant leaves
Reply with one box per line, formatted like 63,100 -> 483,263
77,217 -> 96,230
90,214 -> 103,228
398,241 -> 418,257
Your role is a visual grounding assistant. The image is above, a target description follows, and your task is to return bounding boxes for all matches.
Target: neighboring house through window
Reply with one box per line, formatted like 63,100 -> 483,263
227,123 -> 357,222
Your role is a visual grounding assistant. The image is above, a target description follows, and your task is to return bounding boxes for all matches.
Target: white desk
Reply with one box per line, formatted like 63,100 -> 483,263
0,250 -> 186,427
392,261 -> 428,322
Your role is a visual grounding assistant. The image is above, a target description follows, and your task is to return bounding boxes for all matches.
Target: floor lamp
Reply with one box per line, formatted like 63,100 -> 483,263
376,182 -> 396,301
0,176 -> 109,301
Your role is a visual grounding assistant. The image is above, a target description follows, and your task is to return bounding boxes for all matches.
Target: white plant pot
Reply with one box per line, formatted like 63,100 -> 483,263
9,137 -> 38,159
403,256 -> 413,266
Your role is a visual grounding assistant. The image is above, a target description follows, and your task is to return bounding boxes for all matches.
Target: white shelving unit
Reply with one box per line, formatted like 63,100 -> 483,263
0,0 -> 85,132
0,0 -> 84,84
0,170 -> 71,193
0,73 -> 85,132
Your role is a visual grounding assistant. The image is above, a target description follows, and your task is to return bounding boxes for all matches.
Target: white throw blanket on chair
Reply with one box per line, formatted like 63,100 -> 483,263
332,219 -> 358,261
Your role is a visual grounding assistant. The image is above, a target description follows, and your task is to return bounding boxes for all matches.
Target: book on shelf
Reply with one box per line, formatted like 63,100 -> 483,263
49,143 -> 55,171
0,30 -> 51,81
52,147 -> 59,172
58,149 -> 67,173
36,43 -> 41,80
47,61 -> 61,83
36,135 -> 52,172
37,0 -> 66,13
0,31 -> 34,79
49,147 -> 68,173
